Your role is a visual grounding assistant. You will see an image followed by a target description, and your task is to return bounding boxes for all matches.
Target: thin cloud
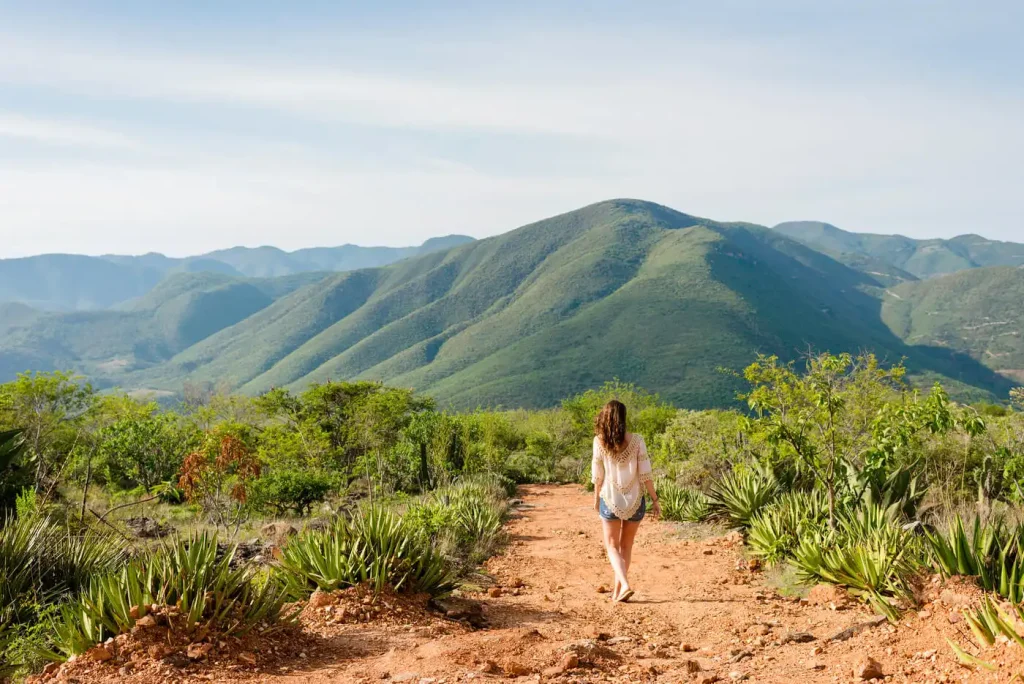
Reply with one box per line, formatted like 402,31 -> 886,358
0,112 -> 140,149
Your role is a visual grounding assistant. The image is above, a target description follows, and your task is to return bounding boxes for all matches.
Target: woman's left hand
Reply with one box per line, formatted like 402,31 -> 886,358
651,500 -> 662,519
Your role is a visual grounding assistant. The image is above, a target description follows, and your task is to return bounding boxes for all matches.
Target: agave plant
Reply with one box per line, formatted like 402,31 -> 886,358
49,533 -> 291,658
790,504 -> 920,620
926,516 -> 1024,602
657,479 -> 711,523
278,505 -> 458,598
747,489 -> 829,566
707,466 -> 779,529
946,596 -> 1024,672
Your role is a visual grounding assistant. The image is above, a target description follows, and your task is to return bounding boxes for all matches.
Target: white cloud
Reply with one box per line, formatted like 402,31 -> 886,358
0,112 -> 140,149
0,21 -> 1023,254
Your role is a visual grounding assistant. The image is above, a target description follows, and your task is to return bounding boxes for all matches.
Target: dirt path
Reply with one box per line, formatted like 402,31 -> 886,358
259,485 -> 983,683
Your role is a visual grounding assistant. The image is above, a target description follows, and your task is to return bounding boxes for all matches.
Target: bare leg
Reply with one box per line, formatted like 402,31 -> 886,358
618,520 -> 642,578
602,519 -> 630,599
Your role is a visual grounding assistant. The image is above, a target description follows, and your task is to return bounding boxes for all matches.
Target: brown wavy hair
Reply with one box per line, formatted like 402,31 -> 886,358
595,400 -> 628,452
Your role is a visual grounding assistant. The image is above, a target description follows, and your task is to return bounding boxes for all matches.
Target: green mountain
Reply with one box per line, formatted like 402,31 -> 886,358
882,266 -> 1024,385
114,200 -> 1011,408
0,272 -> 328,382
0,237 -> 474,311
772,221 -> 1024,279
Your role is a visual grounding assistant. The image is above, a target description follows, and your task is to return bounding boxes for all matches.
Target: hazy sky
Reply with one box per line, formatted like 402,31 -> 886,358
1,1 -> 1023,257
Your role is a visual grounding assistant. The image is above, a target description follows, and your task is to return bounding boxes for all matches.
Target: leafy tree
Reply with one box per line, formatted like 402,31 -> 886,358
1012,388 -> 1024,411
0,429 -> 29,510
0,372 -> 95,494
249,469 -> 337,516
741,353 -> 969,525
179,431 -> 261,536
96,413 -> 198,490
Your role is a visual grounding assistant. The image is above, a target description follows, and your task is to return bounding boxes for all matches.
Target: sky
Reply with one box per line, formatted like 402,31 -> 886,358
1,1 -> 1023,257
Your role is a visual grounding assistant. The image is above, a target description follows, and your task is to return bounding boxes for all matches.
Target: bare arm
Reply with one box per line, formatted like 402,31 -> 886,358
637,437 -> 661,518
591,438 -> 604,511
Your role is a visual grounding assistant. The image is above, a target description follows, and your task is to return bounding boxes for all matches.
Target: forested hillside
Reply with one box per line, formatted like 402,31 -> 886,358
882,265 -> 1024,384
1,200 -> 1018,407
116,200 -> 1012,407
772,220 -> 1024,278
0,236 -> 472,311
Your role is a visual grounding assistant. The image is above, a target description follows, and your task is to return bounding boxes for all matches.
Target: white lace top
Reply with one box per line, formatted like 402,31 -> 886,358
591,433 -> 654,519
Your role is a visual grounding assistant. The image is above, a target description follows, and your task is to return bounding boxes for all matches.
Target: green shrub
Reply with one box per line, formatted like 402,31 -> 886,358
0,515 -> 126,625
278,506 -> 458,598
927,516 -> 1024,602
791,505 -> 921,619
748,490 -> 829,566
249,469 -> 337,516
708,466 -> 779,529
0,429 -> 31,511
50,533 -> 291,658
657,479 -> 711,523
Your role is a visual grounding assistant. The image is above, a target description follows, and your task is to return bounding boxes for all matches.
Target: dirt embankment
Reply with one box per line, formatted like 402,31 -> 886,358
45,485 -> 1017,683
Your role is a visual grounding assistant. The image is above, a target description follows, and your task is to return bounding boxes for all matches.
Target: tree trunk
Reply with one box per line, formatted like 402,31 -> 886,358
419,441 -> 429,491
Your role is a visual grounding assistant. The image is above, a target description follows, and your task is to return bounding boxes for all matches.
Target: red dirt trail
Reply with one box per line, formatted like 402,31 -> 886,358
52,485 -> 1013,683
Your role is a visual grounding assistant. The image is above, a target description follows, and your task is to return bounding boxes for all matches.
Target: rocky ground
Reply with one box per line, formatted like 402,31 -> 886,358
41,485 -> 1024,683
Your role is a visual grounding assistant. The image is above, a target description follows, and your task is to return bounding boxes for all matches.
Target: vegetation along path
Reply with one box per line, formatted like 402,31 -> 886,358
242,485 -> 985,684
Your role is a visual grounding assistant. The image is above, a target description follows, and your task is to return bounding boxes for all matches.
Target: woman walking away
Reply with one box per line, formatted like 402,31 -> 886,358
591,400 -> 660,603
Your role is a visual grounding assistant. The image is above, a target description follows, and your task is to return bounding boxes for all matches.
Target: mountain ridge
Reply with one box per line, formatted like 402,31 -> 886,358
0,235 -> 475,311
0,199 -> 1018,408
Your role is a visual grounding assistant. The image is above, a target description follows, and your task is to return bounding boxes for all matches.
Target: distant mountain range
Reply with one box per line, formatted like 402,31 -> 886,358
0,236 -> 473,311
772,221 -> 1024,279
0,201 -> 1020,408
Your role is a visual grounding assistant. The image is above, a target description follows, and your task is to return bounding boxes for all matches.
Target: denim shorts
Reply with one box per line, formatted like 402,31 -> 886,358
599,496 -> 646,522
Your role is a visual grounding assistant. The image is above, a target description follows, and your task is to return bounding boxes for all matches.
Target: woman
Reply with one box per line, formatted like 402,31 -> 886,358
591,400 -> 660,603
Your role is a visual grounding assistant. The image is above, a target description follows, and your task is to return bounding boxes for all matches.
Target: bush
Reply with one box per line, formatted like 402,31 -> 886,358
657,479 -> 711,523
278,506 -> 458,598
708,466 -> 780,529
791,504 -> 921,619
747,490 -> 829,566
249,469 -> 337,516
50,533 -> 291,658
927,516 -> 1024,602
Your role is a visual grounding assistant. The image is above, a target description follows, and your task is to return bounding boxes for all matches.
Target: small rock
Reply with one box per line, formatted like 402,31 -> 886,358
187,642 -> 213,660
585,626 -> 610,641
680,643 -> 697,652
747,624 -> 770,636
134,615 -> 158,629
806,662 -> 825,671
309,590 -> 335,609
853,656 -> 884,680
606,636 -> 632,645
479,661 -> 499,674
487,587 -> 503,598
729,672 -> 748,681
698,677 -> 721,684
781,631 -> 816,644
703,549 -> 714,556
260,521 -> 298,545
683,660 -> 702,673
504,662 -> 531,677
85,646 -> 113,662
596,585 -> 610,594
508,577 -> 525,588
237,653 -> 257,665
541,653 -> 579,676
